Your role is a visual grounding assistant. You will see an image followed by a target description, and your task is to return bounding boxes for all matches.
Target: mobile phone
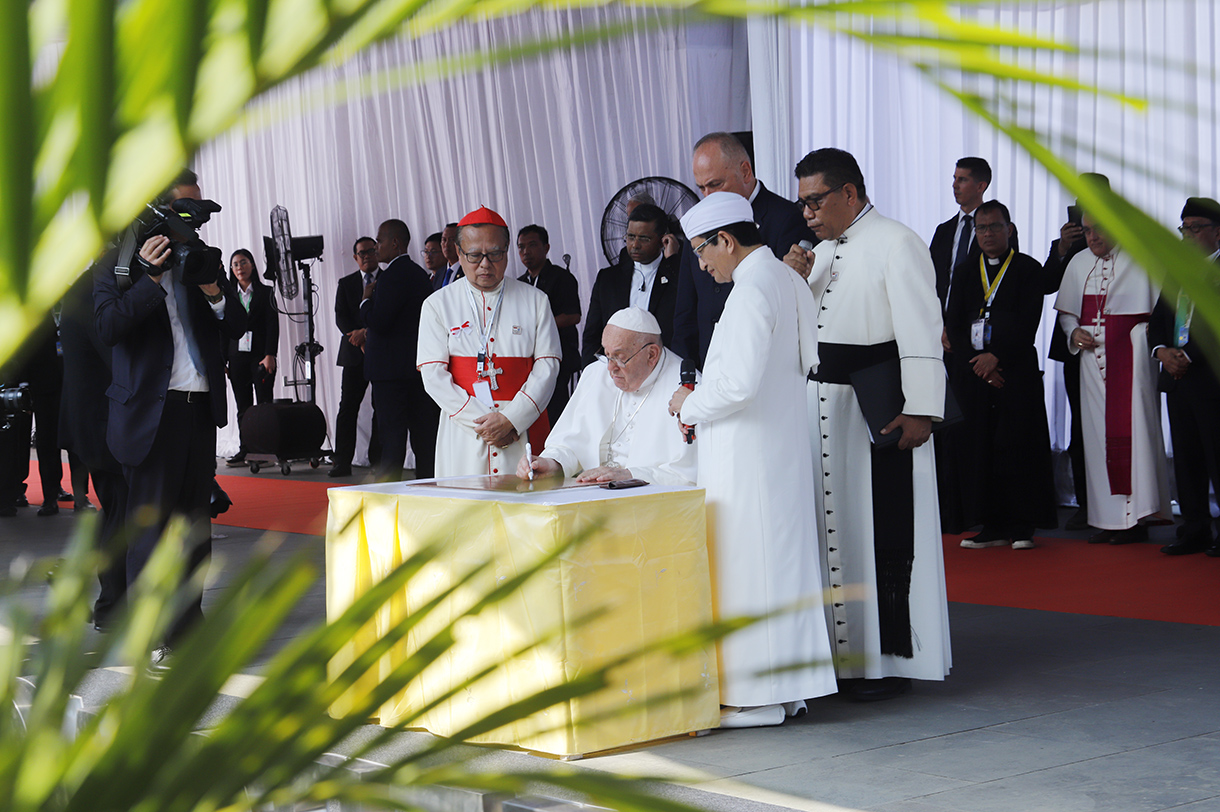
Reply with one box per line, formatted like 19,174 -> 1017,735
600,478 -> 649,489
1067,205 -> 1082,226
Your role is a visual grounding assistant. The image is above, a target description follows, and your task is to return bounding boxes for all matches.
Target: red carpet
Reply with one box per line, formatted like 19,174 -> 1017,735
943,533 -> 1220,627
212,474 -> 331,536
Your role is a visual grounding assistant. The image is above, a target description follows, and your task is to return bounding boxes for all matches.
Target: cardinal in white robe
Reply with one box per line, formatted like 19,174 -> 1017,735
1055,214 -> 1171,543
518,307 -> 696,486
670,192 -> 837,729
417,206 -> 560,477
788,148 -> 952,700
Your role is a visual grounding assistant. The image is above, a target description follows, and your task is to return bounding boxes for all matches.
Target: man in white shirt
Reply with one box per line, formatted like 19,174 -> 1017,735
518,307 -> 695,486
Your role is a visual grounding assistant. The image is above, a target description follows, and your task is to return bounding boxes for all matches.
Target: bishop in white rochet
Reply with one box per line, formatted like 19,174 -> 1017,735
417,206 -> 561,477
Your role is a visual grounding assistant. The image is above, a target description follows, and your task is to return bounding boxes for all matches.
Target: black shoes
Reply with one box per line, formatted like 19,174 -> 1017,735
37,503 -> 58,516
1109,524 -> 1149,545
328,464 -> 352,478
1087,529 -> 1116,544
839,677 -> 912,702
225,451 -> 248,467
1161,526 -> 1213,556
1065,507 -> 1091,531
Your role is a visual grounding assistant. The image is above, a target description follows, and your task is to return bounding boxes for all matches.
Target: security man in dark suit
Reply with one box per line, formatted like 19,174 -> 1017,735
517,224 -> 581,420
93,170 -> 247,664
675,132 -> 815,367
930,157 -> 991,310
582,205 -> 678,367
329,236 -> 380,478
360,218 -> 439,481
1152,197 -> 1220,556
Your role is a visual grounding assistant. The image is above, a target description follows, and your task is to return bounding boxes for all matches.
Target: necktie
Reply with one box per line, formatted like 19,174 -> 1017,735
955,213 -> 973,269
364,272 -> 374,287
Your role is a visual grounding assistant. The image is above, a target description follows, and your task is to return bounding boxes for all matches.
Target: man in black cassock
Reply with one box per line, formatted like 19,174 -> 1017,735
945,200 -> 1057,549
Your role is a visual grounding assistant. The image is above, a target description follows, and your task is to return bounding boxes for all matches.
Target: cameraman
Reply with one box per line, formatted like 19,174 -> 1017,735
93,169 -> 246,667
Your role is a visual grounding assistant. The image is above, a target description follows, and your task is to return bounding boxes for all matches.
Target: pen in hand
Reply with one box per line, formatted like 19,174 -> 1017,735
524,440 -> 535,481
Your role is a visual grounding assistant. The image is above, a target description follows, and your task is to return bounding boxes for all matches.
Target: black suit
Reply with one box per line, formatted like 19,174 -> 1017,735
1043,235 -> 1090,511
359,254 -> 439,480
672,181 -> 814,367
59,272 -> 129,623
94,252 -> 247,644
226,279 -> 279,423
581,253 -> 679,368
1149,283 -> 1220,538
332,269 -> 378,468
519,261 -> 581,420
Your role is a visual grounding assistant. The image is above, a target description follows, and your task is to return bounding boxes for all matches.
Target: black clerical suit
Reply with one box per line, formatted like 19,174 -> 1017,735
581,252 -> 679,368
1149,278 -> 1220,543
519,261 -> 581,420
59,272 -> 129,624
1043,234 -> 1090,513
226,277 -> 279,423
332,269 -> 378,469
359,254 -> 439,481
672,181 -> 814,367
944,248 -> 1057,536
94,253 -> 247,644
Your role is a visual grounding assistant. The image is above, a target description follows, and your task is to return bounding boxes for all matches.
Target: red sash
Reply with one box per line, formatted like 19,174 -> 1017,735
1082,295 -> 1148,495
449,355 -> 550,447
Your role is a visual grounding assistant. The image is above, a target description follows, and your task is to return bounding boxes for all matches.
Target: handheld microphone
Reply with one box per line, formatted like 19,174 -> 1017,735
562,253 -> 571,271
798,239 -> 814,252
679,359 -> 697,444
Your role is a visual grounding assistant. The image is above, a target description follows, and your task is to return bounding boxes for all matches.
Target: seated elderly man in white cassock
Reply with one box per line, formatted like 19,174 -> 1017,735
517,307 -> 696,486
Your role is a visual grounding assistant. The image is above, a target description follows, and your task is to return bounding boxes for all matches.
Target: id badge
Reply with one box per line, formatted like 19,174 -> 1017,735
473,380 -> 494,406
1178,323 -> 1190,347
971,319 -> 986,350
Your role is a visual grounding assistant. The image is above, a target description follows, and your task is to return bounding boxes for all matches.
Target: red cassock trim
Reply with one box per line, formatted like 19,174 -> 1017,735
1082,295 -> 1148,495
448,355 -> 550,447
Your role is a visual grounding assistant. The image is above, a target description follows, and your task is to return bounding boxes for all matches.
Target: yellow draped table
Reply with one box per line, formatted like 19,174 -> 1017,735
325,480 -> 719,758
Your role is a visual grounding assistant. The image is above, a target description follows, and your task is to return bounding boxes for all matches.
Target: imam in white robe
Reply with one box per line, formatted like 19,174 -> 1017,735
417,276 -> 560,477
806,206 -> 952,682
1055,248 -> 1171,530
540,347 -> 697,486
679,247 -> 837,707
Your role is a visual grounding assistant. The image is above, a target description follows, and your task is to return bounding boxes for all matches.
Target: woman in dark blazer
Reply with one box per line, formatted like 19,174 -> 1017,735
226,248 -> 279,466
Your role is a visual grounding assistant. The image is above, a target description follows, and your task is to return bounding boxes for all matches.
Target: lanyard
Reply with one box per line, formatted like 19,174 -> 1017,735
977,249 -> 1014,317
465,282 -> 505,375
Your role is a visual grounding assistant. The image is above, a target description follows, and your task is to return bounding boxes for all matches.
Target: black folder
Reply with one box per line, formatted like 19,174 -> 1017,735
849,358 -> 962,447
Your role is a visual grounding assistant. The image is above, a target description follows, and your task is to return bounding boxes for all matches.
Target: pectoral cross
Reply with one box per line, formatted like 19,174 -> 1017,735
479,363 -> 503,390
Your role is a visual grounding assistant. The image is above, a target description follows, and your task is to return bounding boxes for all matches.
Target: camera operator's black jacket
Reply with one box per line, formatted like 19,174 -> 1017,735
93,255 -> 247,468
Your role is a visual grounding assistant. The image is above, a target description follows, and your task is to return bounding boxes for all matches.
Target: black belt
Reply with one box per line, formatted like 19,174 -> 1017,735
166,389 -> 208,403
809,341 -> 899,385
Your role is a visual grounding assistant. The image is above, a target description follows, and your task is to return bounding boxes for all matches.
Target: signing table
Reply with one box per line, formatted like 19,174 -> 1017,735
325,478 -> 719,758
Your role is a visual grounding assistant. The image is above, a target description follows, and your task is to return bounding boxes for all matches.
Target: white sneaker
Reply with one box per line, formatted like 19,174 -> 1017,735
1012,539 -> 1035,550
719,704 -> 786,728
782,700 -> 807,718
960,537 -> 1010,549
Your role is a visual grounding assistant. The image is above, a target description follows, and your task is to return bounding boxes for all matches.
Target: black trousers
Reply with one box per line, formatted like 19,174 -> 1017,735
33,387 -> 64,504
123,396 -> 215,644
91,467 -> 130,623
0,410 -> 31,508
229,351 -> 274,427
1167,386 -> 1220,531
371,376 -> 439,481
333,363 -> 378,468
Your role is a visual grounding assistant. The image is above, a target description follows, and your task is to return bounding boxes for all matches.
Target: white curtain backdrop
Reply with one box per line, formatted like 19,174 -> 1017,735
196,8 -> 750,461
194,1 -> 1217,482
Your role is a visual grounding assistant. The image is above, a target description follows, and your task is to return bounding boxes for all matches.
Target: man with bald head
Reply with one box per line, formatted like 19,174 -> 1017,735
418,206 -> 560,477
519,307 -> 696,486
672,132 -> 815,367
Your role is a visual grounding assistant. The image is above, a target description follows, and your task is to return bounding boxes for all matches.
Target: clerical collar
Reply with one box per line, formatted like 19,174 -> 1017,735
986,255 -> 1003,266
633,254 -> 662,277
837,203 -> 874,243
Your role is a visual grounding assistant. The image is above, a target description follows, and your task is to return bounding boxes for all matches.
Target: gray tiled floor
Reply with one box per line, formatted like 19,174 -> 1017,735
3,461 -> 1218,812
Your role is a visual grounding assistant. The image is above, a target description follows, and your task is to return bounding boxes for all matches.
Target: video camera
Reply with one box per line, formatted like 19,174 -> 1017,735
122,198 -> 224,288
0,383 -> 31,431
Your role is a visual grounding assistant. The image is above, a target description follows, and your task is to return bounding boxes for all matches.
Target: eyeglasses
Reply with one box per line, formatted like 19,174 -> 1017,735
460,248 -> 508,264
1180,223 -> 1216,235
624,233 -> 656,245
598,342 -> 655,367
974,223 -> 1009,235
421,248 -> 442,256
355,249 -> 377,258
795,184 -> 845,212
693,234 -> 719,257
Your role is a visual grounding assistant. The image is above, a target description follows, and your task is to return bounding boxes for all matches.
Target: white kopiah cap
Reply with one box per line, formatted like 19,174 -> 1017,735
606,306 -> 662,335
680,191 -> 755,239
